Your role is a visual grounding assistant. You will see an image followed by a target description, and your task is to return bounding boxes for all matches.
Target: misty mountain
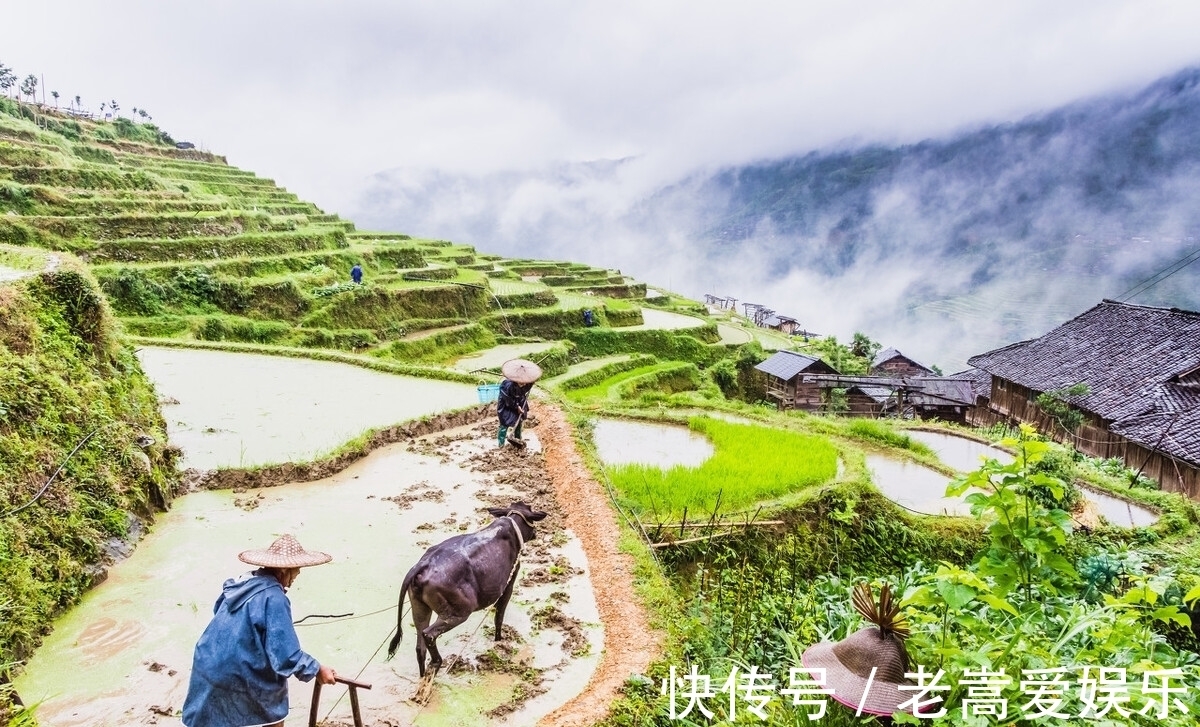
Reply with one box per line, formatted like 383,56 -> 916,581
354,66 -> 1200,370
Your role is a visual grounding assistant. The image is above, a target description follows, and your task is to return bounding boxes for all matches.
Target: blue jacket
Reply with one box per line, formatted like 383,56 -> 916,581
182,571 -> 320,727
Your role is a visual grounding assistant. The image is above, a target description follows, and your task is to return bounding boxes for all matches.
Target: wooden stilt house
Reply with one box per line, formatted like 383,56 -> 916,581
968,300 -> 1200,499
755,350 -> 839,411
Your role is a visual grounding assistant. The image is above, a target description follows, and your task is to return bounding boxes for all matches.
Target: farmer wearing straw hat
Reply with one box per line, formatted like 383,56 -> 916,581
801,582 -> 916,720
182,534 -> 337,727
497,358 -> 541,448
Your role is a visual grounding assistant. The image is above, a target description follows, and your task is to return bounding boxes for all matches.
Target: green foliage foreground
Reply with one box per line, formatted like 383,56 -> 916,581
605,425 -> 1200,726
608,418 -> 839,519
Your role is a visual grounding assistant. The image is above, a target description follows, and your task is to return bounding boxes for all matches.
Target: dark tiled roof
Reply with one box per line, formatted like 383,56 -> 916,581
968,300 -> 1200,465
1110,386 -> 1200,464
763,315 -> 783,327
848,385 -> 894,403
755,350 -> 825,380
872,347 -> 902,367
948,367 -> 993,400
872,347 -> 934,373
909,378 -> 977,406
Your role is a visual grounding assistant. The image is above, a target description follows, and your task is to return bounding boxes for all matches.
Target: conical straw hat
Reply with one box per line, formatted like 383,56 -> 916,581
801,582 -> 914,717
239,534 -> 332,568
501,358 -> 542,384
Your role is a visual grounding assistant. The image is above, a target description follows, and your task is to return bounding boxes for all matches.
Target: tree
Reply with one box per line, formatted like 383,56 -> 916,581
137,109 -> 150,121
100,101 -> 107,117
19,74 -> 37,103
74,94 -> 81,111
50,90 -> 59,108
850,332 -> 881,362
0,64 -> 15,98
110,99 -> 119,118
1036,383 -> 1090,434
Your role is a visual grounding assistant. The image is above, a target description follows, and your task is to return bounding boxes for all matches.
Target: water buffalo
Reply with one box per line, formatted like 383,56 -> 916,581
386,501 -> 547,678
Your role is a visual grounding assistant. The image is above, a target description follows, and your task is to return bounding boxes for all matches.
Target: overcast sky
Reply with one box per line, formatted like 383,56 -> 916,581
6,1 -> 1200,218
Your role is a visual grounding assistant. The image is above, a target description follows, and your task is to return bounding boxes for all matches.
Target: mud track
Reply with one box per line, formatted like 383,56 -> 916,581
532,402 -> 663,726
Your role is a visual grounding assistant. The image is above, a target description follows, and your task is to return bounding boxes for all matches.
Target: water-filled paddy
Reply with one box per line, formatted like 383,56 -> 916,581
15,427 -> 602,727
592,418 -> 714,469
865,454 -> 969,516
138,347 -> 478,470
625,308 -> 707,330
451,342 -> 560,374
902,430 -> 1158,527
593,418 -> 837,517
1081,486 -> 1159,528
906,429 -> 1013,472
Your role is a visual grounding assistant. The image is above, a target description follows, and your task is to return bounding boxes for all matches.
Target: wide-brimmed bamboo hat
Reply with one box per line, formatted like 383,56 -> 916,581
239,534 -> 332,568
801,583 -> 914,717
501,358 -> 542,384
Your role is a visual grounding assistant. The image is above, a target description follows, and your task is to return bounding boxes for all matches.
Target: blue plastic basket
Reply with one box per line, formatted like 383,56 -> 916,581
477,384 -> 501,403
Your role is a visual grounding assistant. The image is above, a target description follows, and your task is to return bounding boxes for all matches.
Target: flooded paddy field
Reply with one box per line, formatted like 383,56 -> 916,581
16,423 -> 603,727
905,429 -> 1158,527
14,347 -> 662,726
138,347 -> 479,470
591,418 -> 714,469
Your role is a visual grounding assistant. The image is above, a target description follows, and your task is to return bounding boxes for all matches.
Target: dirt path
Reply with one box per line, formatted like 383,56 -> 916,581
533,402 -> 664,727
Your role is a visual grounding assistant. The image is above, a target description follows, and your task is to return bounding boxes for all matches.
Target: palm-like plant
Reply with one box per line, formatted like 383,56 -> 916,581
50,90 -> 59,108
19,74 -> 37,103
74,94 -> 81,111
110,100 -> 119,118
0,64 -> 15,98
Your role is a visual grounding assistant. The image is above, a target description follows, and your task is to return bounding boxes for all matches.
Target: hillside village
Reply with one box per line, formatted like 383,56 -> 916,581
4,83 -> 1200,725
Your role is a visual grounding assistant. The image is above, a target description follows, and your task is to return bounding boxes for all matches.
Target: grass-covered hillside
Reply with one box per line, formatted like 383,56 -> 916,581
0,245 -> 178,699
1,95 -> 736,372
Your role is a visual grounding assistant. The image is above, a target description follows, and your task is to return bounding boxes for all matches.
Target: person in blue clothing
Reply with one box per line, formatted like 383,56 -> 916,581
497,358 -> 542,448
350,264 -> 363,284
182,534 -> 337,727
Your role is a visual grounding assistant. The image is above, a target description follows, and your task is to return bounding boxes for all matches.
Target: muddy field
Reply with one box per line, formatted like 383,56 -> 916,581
17,404 -> 660,726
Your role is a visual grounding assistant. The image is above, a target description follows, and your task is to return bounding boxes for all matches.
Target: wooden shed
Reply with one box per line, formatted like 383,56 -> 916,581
755,350 -> 839,411
968,300 -> 1200,499
871,347 -> 935,377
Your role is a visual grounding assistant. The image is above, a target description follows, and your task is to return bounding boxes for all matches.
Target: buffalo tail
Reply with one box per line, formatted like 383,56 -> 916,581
385,567 -> 415,660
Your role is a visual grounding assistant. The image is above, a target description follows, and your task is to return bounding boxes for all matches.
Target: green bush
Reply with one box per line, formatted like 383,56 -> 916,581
117,315 -> 190,337
194,315 -> 292,344
379,323 -> 495,364
567,327 -> 718,363
296,327 -> 379,351
557,355 -> 657,391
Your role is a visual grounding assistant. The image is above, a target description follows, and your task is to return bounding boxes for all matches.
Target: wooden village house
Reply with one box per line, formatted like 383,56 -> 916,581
871,348 -> 935,377
764,315 -> 802,336
967,300 -> 1200,498
755,350 -> 839,410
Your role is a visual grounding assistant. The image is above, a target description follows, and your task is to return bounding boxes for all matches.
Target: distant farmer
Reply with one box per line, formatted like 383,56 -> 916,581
350,264 -> 363,284
182,534 -> 337,727
497,358 -> 542,448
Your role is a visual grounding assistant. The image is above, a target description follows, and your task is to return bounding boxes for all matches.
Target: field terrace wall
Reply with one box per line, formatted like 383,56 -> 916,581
969,300 -> 1200,498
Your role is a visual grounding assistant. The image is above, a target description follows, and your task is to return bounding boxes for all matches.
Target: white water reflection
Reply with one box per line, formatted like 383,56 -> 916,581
906,430 -> 1013,473
1081,486 -> 1159,528
592,419 -> 713,469
865,454 -> 969,516
138,347 -> 478,469
904,430 -> 1158,527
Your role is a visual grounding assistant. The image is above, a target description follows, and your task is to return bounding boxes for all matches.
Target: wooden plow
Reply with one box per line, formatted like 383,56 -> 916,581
309,675 -> 373,727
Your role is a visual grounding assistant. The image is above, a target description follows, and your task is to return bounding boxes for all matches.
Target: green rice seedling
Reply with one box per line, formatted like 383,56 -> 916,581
608,418 -> 838,518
